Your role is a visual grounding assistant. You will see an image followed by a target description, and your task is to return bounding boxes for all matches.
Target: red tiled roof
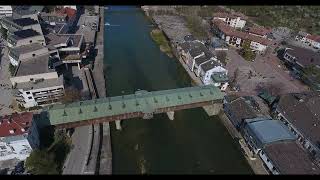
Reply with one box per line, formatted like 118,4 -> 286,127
213,20 -> 271,46
306,34 -> 320,43
0,112 -> 33,137
248,26 -> 271,36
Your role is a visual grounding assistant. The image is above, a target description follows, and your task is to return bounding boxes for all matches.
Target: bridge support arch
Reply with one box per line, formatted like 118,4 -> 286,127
203,103 -> 222,116
166,111 -> 175,120
115,120 -> 122,130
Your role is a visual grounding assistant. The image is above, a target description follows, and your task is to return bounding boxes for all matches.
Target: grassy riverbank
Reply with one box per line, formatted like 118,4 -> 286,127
150,28 -> 173,58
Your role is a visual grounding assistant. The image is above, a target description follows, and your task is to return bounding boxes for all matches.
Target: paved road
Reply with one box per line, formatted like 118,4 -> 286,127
0,47 -> 13,116
63,125 -> 91,174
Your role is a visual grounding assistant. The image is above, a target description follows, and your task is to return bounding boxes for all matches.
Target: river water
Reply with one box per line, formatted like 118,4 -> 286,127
104,6 -> 253,174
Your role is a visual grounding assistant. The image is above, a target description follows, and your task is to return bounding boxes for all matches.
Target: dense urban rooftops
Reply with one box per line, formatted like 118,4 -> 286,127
12,18 -> 38,27
285,45 -> 320,67
10,29 -> 40,41
0,112 -> 33,137
15,76 -> 64,91
9,43 -> 46,57
15,54 -> 53,76
200,59 -> 222,72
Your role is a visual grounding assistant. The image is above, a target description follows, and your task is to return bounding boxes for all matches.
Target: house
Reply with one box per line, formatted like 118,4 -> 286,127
76,14 -> 99,48
0,112 -> 40,163
1,16 -> 43,35
7,29 -> 46,47
212,12 -> 247,29
12,6 -> 44,20
10,55 -> 64,108
275,92 -> 320,165
295,31 -> 310,43
177,40 -> 206,67
283,45 -> 320,90
306,34 -> 320,49
8,43 -> 49,66
223,95 -> 261,130
39,12 -> 68,25
259,141 -> 320,174
0,6 -> 13,17
212,20 -> 271,53
247,26 -> 271,39
197,59 -> 228,90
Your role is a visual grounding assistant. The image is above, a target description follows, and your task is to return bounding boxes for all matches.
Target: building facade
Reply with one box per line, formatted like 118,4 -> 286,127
212,12 -> 247,29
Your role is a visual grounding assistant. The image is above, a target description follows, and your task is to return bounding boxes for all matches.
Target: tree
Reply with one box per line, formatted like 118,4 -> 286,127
241,40 -> 256,61
61,87 -> 81,104
216,51 -> 227,65
25,150 -> 58,175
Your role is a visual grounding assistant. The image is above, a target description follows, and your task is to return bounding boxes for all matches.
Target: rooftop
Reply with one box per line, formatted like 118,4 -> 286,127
194,55 -> 211,66
9,43 -> 46,57
184,35 -> 196,42
285,45 -> 320,67
213,12 -> 248,20
211,72 -> 229,83
15,75 -> 64,91
15,54 -> 54,77
0,112 -> 33,137
306,34 -> 320,43
200,59 -> 222,72
213,20 -> 272,46
13,6 -> 43,16
248,26 -> 271,36
10,29 -> 40,41
45,33 -> 83,50
47,85 -> 225,126
277,92 -> 320,148
12,18 -> 38,27
244,118 -> 296,148
264,141 -> 320,174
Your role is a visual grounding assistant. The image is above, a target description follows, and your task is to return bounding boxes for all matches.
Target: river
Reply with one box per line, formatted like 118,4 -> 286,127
104,6 -> 253,174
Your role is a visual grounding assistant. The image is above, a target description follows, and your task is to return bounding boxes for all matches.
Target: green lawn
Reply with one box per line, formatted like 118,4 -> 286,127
150,29 -> 173,57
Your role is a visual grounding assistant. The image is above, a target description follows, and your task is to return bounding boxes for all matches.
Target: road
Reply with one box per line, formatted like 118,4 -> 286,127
0,47 -> 13,116
62,125 -> 91,174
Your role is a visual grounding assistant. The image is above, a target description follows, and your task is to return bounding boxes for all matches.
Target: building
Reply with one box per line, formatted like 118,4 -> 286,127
8,43 -> 49,66
212,12 -> 247,29
7,29 -> 45,47
295,31 -> 310,43
197,59 -> 228,90
212,20 -> 271,53
0,112 -> 40,163
45,33 -> 85,69
10,55 -> 64,108
223,95 -> 261,130
39,12 -> 68,25
259,141 -> 320,174
283,45 -> 320,90
247,26 -> 271,39
306,34 -> 320,49
275,92 -> 320,164
0,6 -> 13,17
1,16 -> 42,35
178,40 -> 206,68
12,6 -> 44,20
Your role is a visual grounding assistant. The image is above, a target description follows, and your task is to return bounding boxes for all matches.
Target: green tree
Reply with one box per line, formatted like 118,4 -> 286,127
25,150 -> 58,175
241,40 -> 256,61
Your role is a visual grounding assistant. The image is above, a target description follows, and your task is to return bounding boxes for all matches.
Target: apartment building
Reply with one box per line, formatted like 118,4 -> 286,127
0,112 -> 39,163
0,6 -> 13,17
10,55 -> 64,108
1,16 -> 43,35
7,29 -> 46,47
212,12 -> 247,29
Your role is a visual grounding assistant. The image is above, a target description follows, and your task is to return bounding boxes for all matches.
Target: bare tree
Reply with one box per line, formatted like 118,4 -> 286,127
216,51 -> 227,65
61,87 -> 81,104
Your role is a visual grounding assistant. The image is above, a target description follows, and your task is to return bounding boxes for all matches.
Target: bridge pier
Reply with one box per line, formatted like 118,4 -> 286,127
203,103 -> 222,116
115,120 -> 122,130
166,111 -> 175,120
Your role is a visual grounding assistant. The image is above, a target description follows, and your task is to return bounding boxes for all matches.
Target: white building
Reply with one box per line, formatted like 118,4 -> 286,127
306,34 -> 320,49
213,12 -> 247,29
63,5 -> 77,10
10,54 -> 65,108
0,112 -> 39,162
212,19 -> 271,53
0,6 -> 12,17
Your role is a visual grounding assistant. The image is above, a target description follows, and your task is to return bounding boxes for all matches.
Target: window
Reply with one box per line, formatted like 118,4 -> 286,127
28,97 -> 32,99
32,54 -> 35,57
26,92 -> 30,95
29,40 -> 32,43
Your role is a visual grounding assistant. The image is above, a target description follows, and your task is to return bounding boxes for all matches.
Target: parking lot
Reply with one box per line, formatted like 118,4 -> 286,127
225,47 -> 309,96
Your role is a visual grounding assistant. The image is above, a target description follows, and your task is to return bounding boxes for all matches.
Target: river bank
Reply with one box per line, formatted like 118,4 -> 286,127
150,28 -> 173,58
141,6 -> 266,174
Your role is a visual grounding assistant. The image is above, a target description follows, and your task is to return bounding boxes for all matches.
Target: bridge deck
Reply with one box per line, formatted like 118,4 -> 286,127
47,85 -> 225,126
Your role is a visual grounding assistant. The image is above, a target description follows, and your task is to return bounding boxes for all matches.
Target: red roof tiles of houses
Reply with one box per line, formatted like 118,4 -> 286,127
213,20 -> 271,46
306,34 -> 320,43
248,26 -> 272,36
0,112 -> 33,137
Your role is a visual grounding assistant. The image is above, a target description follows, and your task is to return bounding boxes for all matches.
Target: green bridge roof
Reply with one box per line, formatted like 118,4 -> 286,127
47,85 -> 225,126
